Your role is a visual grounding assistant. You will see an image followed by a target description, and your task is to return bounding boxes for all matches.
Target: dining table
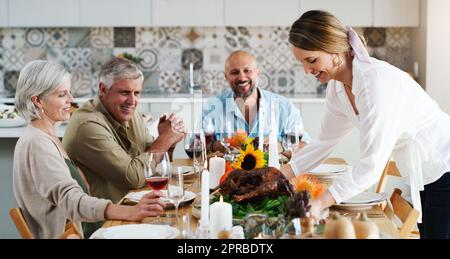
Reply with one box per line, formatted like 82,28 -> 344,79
100,158 -> 400,239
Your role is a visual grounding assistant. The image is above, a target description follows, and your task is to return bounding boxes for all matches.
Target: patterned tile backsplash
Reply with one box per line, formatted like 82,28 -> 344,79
0,26 -> 413,97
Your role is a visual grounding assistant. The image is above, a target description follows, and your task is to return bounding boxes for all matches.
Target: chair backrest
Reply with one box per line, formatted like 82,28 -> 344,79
9,208 -> 33,239
384,188 -> 420,238
9,207 -> 82,239
376,160 -> 401,193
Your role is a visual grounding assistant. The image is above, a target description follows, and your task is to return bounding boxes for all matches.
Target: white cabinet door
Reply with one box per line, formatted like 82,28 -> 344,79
80,0 -> 151,26
224,0 -> 300,26
153,0 -> 223,26
373,0 -> 419,27
0,0 -> 8,26
300,0 -> 372,27
300,103 -> 359,164
9,0 -> 79,27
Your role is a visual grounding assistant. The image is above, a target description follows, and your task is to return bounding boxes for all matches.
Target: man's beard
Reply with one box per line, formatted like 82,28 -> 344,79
232,80 -> 257,100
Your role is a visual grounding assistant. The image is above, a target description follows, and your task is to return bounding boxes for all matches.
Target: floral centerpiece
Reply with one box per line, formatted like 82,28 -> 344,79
115,53 -> 143,65
219,130 -> 268,184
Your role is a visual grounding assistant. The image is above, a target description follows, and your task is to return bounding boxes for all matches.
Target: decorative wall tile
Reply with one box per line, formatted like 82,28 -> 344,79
114,28 -> 135,48
158,27 -> 183,49
386,46 -> 409,71
253,47 -> 276,72
158,71 -> 183,93
181,48 -> 203,70
3,71 -> 20,97
0,48 -> 4,70
0,29 -> 4,47
141,72 -> 160,94
0,72 -> 4,94
203,48 -> 228,71
136,27 -> 159,48
201,70 -> 228,95
181,27 -> 204,49
136,48 -> 159,72
71,70 -> 93,97
202,27 -> 227,48
270,27 -> 290,47
47,48 -> 92,71
159,48 -> 182,71
46,28 -> 69,48
368,46 -> 387,61
25,29 -> 47,48
224,27 -> 251,52
386,28 -> 410,49
23,47 -> 47,64
91,48 -> 114,71
268,69 -> 295,94
364,28 -> 386,48
68,28 -> 91,48
2,29 -> 25,50
269,44 -> 297,71
3,48 -> 25,71
294,67 -> 320,94
90,28 -> 114,48
257,70 -> 271,90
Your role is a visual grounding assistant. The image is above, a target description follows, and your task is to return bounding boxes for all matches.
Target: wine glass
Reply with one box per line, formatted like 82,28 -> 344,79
216,119 -> 234,161
167,167 -> 185,231
144,152 -> 171,190
203,116 -> 215,143
184,132 -> 207,193
283,125 -> 303,153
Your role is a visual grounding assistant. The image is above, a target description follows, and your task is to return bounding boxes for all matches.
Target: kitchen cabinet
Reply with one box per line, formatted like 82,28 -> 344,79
80,0 -> 151,26
373,0 -> 419,27
224,0 -> 300,26
152,0 -> 223,26
0,0 -> 8,26
8,0 -> 79,27
300,0 -> 372,27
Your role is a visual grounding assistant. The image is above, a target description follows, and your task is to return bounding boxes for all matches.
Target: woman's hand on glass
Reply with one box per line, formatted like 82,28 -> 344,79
129,190 -> 166,221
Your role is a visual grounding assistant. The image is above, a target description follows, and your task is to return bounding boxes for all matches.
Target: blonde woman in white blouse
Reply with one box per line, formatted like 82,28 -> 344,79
280,10 -> 450,239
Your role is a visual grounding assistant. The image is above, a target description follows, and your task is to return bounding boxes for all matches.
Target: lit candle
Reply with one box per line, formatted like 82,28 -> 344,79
200,170 -> 210,227
268,100 -> 280,168
209,156 -> 225,189
209,196 -> 232,239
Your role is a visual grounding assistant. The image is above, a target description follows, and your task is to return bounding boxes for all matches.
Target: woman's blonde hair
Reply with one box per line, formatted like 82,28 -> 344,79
289,10 -> 366,54
15,60 -> 70,121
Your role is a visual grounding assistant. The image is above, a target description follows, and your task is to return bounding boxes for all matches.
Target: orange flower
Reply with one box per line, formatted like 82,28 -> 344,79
219,161 -> 235,184
226,129 -> 248,148
290,174 -> 325,198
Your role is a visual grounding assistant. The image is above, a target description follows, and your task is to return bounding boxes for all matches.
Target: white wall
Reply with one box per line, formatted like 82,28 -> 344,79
410,0 -> 428,88
426,0 -> 450,114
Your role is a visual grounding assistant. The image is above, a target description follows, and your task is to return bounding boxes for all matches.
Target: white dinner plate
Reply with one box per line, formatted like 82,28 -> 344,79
170,166 -> 195,177
100,224 -> 180,239
342,192 -> 389,204
308,164 -> 348,176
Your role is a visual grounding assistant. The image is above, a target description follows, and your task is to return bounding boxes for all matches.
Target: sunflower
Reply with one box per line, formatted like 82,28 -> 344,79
232,144 -> 266,171
290,174 -> 325,198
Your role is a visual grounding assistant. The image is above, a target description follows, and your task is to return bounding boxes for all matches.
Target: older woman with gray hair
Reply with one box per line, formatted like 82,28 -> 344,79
13,60 -> 165,239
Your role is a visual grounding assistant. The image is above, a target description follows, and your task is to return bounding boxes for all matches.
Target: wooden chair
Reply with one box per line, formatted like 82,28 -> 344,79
9,208 -> 83,239
376,160 -> 402,193
383,188 -> 420,238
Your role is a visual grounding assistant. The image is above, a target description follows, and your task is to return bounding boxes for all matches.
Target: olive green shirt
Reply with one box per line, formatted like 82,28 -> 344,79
63,97 -> 154,203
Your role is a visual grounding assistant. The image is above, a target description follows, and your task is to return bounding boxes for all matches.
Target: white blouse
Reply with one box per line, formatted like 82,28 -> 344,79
289,57 -> 450,221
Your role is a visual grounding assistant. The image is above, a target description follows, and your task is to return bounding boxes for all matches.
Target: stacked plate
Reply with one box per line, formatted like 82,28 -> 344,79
90,224 -> 180,239
308,164 -> 348,187
333,192 -> 389,211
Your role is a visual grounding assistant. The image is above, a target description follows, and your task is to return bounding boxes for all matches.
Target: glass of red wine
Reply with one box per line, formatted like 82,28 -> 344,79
144,152 -> 171,190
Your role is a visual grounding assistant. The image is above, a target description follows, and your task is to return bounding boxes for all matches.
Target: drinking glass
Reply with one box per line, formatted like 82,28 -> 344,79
144,152 -> 171,190
283,125 -> 303,153
216,119 -> 234,161
167,167 -> 185,230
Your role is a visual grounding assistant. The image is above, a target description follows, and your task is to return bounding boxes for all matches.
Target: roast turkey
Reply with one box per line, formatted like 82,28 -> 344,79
219,167 -> 294,203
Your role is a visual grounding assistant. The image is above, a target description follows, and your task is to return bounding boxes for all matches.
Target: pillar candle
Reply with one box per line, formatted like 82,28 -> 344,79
209,156 -> 225,189
209,196 -> 232,239
258,100 -> 264,151
200,170 -> 210,227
